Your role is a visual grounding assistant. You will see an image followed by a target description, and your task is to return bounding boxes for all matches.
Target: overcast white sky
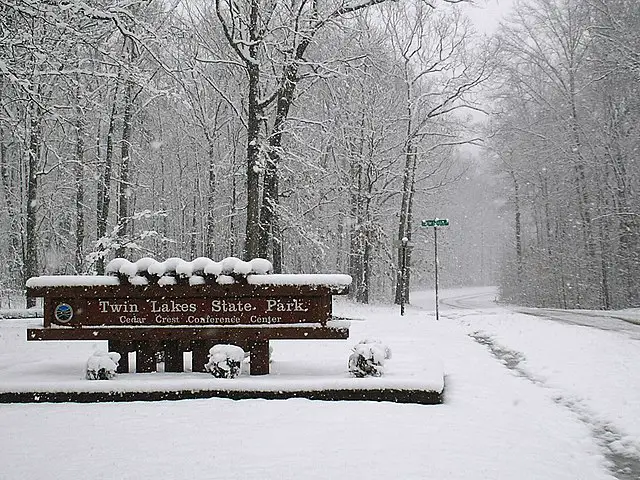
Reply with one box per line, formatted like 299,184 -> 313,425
463,0 -> 515,34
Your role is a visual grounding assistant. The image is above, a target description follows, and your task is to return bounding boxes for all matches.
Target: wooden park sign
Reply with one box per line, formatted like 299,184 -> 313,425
26,257 -> 352,376
46,286 -> 331,328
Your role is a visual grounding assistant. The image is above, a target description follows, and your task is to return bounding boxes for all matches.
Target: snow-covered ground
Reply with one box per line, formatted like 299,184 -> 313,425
2,287 -> 640,479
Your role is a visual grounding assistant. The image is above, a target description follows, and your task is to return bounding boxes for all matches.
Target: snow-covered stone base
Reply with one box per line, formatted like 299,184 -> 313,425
2,307 -> 444,404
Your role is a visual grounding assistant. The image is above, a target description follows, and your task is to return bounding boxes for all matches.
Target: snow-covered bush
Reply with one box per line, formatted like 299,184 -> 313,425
86,351 -> 121,380
205,345 -> 245,378
348,340 -> 392,378
359,339 -> 392,360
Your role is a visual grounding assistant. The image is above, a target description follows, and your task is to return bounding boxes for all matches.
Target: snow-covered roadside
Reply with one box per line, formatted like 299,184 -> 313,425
0,292 -> 618,479
434,287 -> 640,476
461,310 -> 640,455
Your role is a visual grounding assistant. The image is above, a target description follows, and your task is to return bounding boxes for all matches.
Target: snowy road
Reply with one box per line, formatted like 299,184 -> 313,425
2,288 -> 640,479
432,287 -> 640,480
440,287 -> 640,338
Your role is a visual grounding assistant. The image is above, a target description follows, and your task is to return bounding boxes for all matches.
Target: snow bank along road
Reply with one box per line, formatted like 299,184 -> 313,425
2,287 -> 640,479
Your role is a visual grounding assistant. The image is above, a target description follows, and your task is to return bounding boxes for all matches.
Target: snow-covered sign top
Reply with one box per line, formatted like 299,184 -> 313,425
26,276 -> 120,288
104,256 -> 270,278
247,274 -> 352,287
26,257 -> 352,288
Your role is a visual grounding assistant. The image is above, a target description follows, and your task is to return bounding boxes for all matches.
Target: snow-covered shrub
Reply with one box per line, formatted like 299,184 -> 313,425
86,351 -> 121,380
348,340 -> 391,378
358,339 -> 392,360
205,345 -> 245,378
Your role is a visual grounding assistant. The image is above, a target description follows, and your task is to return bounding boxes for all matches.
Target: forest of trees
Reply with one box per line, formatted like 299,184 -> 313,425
489,0 -> 640,309
0,0 -> 638,309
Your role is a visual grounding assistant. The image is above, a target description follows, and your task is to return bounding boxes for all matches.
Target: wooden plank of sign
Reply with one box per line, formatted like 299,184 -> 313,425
27,324 -> 350,342
30,283 -> 341,328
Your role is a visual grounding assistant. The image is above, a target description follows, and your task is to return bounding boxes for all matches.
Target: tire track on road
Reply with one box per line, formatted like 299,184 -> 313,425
470,331 -> 640,480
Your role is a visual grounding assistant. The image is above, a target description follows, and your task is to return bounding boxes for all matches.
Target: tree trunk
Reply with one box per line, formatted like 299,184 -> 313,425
395,59 -> 416,304
258,150 -> 277,260
0,127 -> 23,285
259,60 -> 298,266
205,141 -> 217,258
228,127 -> 240,257
96,82 -> 119,273
568,71 -> 594,260
395,144 -> 416,304
361,227 -> 371,304
243,1 -> 262,260
349,172 -> 364,301
272,218 -> 283,273
25,101 -> 41,307
115,73 -> 135,258
74,116 -> 85,273
190,193 -> 197,258
404,156 -> 417,301
510,168 -> 523,281
605,93 -> 639,307
348,106 -> 366,301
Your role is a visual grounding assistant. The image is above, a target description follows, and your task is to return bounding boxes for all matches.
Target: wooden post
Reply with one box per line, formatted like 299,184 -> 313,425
191,341 -> 210,373
136,342 -> 157,373
163,341 -> 183,373
109,340 -> 129,373
249,340 -> 270,375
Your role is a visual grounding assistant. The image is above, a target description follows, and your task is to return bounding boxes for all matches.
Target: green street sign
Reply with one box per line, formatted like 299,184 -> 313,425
421,218 -> 449,227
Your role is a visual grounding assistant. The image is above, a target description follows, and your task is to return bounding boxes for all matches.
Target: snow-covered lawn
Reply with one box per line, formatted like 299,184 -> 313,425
3,287 -> 640,479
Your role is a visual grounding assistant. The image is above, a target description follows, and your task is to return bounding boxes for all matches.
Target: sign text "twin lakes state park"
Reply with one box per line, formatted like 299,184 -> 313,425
80,297 -> 324,327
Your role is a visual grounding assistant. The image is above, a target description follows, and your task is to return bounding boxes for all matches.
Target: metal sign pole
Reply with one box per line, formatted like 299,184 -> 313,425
434,226 -> 439,321
400,237 -> 408,316
420,218 -> 448,321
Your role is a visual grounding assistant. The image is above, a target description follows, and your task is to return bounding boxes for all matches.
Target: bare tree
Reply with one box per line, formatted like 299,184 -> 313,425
213,0 -> 464,265
383,2 -> 491,304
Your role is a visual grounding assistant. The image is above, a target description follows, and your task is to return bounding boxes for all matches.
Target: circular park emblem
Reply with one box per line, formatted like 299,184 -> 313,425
54,303 -> 74,323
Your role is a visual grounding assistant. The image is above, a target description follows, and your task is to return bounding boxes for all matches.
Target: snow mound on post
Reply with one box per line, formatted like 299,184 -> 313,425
118,259 -> 138,278
191,257 -> 215,275
189,275 -> 206,286
220,256 -> 242,274
105,258 -> 128,276
233,260 -> 253,276
128,275 -> 149,286
249,258 -> 273,274
204,261 -> 223,277
148,257 -> 182,276
216,275 -> 235,285
158,276 -> 177,286
27,257 -> 349,288
174,259 -> 192,278
134,257 -> 158,273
